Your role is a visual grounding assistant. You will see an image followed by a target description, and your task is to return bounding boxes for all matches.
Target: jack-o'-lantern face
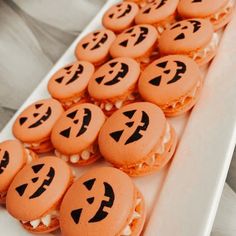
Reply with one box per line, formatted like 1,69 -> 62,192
0,149 -> 9,175
108,2 -> 133,19
149,60 -> 186,86
109,109 -> 149,145
71,178 -> 115,224
141,0 -> 168,14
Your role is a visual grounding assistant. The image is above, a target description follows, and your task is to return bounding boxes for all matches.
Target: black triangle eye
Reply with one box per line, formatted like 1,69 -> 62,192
83,178 -> 96,190
87,197 -> 94,204
143,7 -> 151,14
55,77 -> 64,84
109,62 -> 118,68
125,28 -> 134,34
171,23 -> 181,30
19,117 -> 27,125
67,110 -> 78,119
119,40 -> 128,47
35,104 -> 43,109
157,61 -> 168,68
64,65 -> 72,71
15,183 -> 28,196
95,76 -> 105,84
33,113 -> 39,117
71,208 -> 82,224
32,164 -> 44,173
109,130 -> 124,142
93,32 -> 99,36
60,127 -> 71,138
174,33 -> 185,40
109,13 -> 114,18
82,43 -> 89,49
123,110 -> 136,119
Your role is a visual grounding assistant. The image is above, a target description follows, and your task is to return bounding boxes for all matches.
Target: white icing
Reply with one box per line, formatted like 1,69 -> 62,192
70,154 -> 80,163
105,103 -> 113,111
29,219 -> 40,229
157,26 -> 164,34
145,154 -> 155,165
41,215 -> 51,227
25,149 -> 33,163
210,0 -> 234,20
115,100 -> 123,109
81,150 -> 91,160
155,123 -> 171,155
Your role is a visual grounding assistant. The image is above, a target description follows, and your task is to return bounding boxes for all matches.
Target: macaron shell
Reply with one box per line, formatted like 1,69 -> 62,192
60,167 -> 135,236
75,29 -> 116,64
0,140 -> 26,192
138,55 -> 202,105
6,156 -> 72,221
135,0 -> 179,24
13,99 -> 64,143
177,0 -> 229,18
102,2 -> 139,32
158,19 -> 214,54
48,61 -> 94,100
51,103 -> 105,155
110,24 -> 158,59
98,102 -> 166,166
88,57 -> 140,99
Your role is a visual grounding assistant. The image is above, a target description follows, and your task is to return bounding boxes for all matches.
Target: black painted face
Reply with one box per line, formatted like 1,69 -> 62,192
119,26 -> 149,48
15,164 -> 55,199
0,150 -> 9,175
82,31 -> 108,51
108,3 -> 132,19
95,61 -> 129,86
170,20 -> 202,40
60,108 -> 92,139
54,64 -> 84,86
109,109 -> 149,145
192,0 -> 202,2
149,60 -> 187,86
71,178 -> 115,224
19,103 -> 52,129
142,0 -> 167,14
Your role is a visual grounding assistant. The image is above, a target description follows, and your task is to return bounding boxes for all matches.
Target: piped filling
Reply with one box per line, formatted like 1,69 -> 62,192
23,138 -> 51,150
191,33 -> 219,61
209,0 -> 234,23
161,80 -> 201,112
25,149 -> 34,163
55,144 -> 98,164
94,93 -> 137,112
120,198 -> 142,236
20,210 -> 59,229
63,96 -> 84,108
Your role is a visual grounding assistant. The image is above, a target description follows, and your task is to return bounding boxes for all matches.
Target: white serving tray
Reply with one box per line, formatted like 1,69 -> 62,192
1,1 -> 236,235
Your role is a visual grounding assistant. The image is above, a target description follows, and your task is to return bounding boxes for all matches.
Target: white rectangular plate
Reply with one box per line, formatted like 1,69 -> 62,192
1,1 -> 236,235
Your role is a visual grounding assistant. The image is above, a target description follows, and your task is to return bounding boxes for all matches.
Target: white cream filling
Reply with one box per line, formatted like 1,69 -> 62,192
210,0 -> 234,21
192,33 -> 219,60
121,198 -> 142,236
55,145 -> 96,164
64,96 -> 82,107
21,210 -> 59,229
25,148 -> 33,163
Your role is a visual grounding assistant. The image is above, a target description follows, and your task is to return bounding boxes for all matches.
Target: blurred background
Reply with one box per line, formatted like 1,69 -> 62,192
0,0 -> 235,235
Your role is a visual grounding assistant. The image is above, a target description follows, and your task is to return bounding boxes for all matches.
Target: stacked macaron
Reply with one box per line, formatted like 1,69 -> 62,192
1,0 -> 234,235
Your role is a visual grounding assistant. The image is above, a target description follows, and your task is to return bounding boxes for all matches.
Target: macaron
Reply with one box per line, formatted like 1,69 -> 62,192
138,55 -> 203,117
98,102 -> 177,176
47,61 -> 95,109
102,2 -> 139,33
135,0 -> 179,35
13,98 -> 64,153
51,103 -> 106,166
110,24 -> 158,65
0,139 -> 37,203
158,18 -> 219,66
6,156 -> 73,234
88,57 -> 141,116
75,29 -> 116,66
177,0 -> 234,31
60,167 -> 146,236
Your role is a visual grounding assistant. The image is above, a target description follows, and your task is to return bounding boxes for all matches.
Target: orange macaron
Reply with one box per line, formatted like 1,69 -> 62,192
110,24 -> 158,65
6,156 -> 73,234
75,29 -> 116,66
158,18 -> 219,66
13,98 -> 64,153
124,0 -> 153,8
47,61 -> 95,109
138,55 -> 203,116
98,102 -> 177,176
0,139 -> 37,203
177,0 -> 234,31
60,167 -> 146,236
135,0 -> 179,35
102,1 -> 139,33
88,57 -> 141,116
51,103 -> 106,166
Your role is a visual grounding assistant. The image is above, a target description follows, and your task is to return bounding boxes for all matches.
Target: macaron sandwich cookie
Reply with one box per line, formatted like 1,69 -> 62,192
48,61 -> 95,109
60,167 -> 146,236
51,103 -> 105,166
88,57 -> 141,116
138,55 -> 203,116
99,102 -> 177,176
102,1 -> 139,33
75,29 -> 116,66
13,99 -> 64,153
158,18 -> 219,66
6,156 -> 73,233
177,0 -> 234,31
110,24 -> 158,64
0,140 -> 37,203
135,0 -> 179,35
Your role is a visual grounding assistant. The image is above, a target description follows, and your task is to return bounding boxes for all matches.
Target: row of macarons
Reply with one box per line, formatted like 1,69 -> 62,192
1,150 -> 145,235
